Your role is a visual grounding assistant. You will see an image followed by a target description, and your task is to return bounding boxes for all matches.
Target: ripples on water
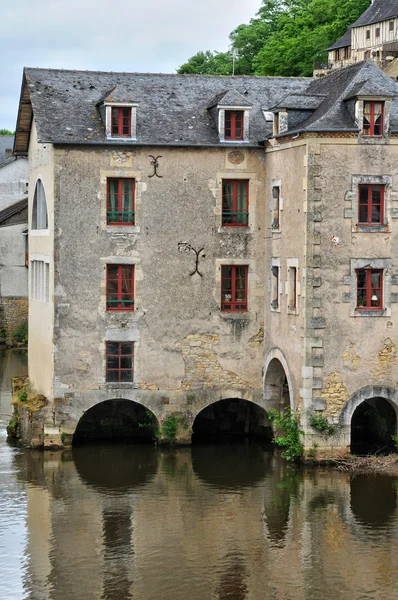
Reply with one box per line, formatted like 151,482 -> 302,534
1,351 -> 398,600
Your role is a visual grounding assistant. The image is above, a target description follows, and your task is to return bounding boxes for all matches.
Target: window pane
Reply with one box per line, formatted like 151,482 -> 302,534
120,343 -> 133,355
107,342 -> 119,355
107,355 -> 118,369
107,265 -> 118,278
223,182 -> 233,208
120,356 -> 133,369
120,370 -> 133,382
359,205 -> 368,223
106,370 -> 119,382
357,270 -> 366,288
371,271 -> 381,289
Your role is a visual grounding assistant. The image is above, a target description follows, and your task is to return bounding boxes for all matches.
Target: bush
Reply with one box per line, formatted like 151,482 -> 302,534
309,413 -> 336,436
162,415 -> 179,439
18,388 -> 28,402
268,408 -> 303,462
11,322 -> 28,345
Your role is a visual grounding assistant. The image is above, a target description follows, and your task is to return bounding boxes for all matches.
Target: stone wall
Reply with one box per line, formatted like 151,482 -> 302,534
0,297 -> 28,343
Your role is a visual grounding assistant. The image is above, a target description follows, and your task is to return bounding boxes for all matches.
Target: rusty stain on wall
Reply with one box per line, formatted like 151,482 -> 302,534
321,372 -> 350,418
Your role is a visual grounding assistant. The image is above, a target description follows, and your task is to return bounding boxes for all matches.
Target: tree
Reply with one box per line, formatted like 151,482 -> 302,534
0,129 -> 14,135
177,0 -> 371,77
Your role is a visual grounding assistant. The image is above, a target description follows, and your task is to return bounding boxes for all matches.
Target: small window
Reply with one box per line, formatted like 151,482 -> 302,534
225,111 -> 244,140
111,107 -> 131,137
366,30 -> 370,40
363,102 -> 384,136
375,27 -> 380,38
31,260 -> 49,303
222,180 -> 249,226
221,265 -> 248,311
358,184 -> 384,225
356,269 -> 383,310
272,186 -> 280,231
106,265 -> 134,311
271,265 -> 279,309
390,21 -> 394,32
288,266 -> 297,310
32,179 -> 48,230
106,342 -> 134,382
107,178 -> 135,225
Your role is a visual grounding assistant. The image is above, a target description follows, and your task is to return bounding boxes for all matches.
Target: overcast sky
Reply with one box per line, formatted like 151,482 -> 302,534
1,0 -> 261,131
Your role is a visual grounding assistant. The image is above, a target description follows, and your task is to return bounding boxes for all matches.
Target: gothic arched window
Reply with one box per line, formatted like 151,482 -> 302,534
32,179 -> 48,230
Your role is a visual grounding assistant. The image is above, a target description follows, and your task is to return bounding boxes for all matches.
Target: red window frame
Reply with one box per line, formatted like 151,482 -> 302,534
111,107 -> 131,137
106,342 -> 134,382
107,178 -> 135,225
221,265 -> 248,312
106,265 -> 134,311
225,111 -> 244,140
356,269 -> 383,310
363,102 -> 384,136
358,184 -> 384,225
222,180 -> 249,226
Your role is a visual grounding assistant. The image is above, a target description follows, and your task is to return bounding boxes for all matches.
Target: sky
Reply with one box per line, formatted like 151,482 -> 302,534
1,0 -> 261,132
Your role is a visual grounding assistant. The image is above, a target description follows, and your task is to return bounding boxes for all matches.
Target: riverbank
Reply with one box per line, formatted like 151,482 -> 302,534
309,453 -> 398,476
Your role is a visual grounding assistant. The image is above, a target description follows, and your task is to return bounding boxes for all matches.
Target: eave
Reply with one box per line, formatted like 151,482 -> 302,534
13,71 -> 33,156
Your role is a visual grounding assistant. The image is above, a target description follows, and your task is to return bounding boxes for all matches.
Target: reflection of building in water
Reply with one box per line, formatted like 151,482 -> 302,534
18,447 -> 398,600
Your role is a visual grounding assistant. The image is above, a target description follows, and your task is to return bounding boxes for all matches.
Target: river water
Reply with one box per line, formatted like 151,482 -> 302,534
1,350 -> 398,600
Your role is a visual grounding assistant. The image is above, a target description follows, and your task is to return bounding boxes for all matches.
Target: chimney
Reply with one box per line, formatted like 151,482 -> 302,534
5,148 -> 12,158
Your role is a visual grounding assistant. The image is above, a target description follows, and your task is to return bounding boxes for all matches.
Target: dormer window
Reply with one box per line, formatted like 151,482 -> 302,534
111,107 -> 131,137
363,101 -> 384,136
225,111 -> 244,140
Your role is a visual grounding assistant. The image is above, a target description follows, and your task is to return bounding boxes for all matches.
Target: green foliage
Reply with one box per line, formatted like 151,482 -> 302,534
307,442 -> 318,459
61,432 -> 67,443
11,322 -> 28,345
309,412 -> 336,435
17,388 -> 28,402
268,407 -> 303,462
0,327 -> 6,339
7,416 -> 18,438
162,415 -> 179,439
392,435 -> 398,450
0,129 -> 14,135
178,0 -> 371,77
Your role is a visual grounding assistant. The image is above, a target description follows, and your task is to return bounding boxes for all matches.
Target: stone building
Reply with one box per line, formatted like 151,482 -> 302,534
0,138 -> 28,341
12,59 -> 398,454
326,0 -> 398,76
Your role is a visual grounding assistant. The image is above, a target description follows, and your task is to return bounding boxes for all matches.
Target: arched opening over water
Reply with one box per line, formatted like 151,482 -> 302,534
72,399 -> 158,445
263,355 -> 292,412
191,398 -> 273,443
351,397 -> 397,455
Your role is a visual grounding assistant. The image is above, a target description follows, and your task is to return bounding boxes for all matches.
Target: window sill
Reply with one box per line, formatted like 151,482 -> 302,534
271,228 -> 281,235
356,225 -> 389,233
218,227 -> 252,234
354,309 -> 386,317
102,382 -> 138,390
106,136 -> 137,143
219,311 -> 250,320
106,226 -> 140,234
287,308 -> 298,316
30,229 -> 50,236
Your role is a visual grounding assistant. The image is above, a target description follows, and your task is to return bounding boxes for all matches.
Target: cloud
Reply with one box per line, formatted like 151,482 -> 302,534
1,0 -> 261,130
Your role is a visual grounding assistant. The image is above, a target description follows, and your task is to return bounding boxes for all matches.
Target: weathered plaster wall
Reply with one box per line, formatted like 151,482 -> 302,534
0,158 -> 28,211
0,223 -> 28,297
263,141 -> 308,411
51,146 -> 265,430
28,120 -> 54,397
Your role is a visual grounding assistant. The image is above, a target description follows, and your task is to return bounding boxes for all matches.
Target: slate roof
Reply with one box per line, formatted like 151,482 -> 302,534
0,136 -> 14,161
275,61 -> 398,136
207,89 -> 253,109
270,93 -> 327,111
328,0 -> 398,51
17,68 -> 310,150
0,198 -> 28,225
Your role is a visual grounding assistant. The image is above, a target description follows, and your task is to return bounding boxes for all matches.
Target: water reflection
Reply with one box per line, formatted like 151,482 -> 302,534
2,348 -> 398,600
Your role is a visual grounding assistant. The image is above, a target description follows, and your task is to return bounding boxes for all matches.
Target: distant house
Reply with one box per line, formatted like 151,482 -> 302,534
317,0 -> 398,77
0,137 -> 28,341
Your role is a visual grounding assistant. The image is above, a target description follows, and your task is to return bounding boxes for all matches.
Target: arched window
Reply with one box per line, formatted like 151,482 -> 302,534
32,179 -> 48,230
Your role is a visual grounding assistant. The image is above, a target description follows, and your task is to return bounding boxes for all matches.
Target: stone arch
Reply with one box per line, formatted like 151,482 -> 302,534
32,177 -> 48,230
263,348 -> 294,411
339,386 -> 398,426
339,386 -> 398,454
72,398 -> 159,445
191,396 -> 273,442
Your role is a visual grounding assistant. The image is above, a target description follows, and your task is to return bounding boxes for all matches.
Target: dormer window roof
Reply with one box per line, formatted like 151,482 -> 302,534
207,88 -> 252,143
98,85 -> 138,141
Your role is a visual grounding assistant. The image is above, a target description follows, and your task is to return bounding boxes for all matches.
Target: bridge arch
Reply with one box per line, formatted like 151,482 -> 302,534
263,348 -> 294,411
191,397 -> 273,443
72,398 -> 159,445
339,386 -> 398,454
